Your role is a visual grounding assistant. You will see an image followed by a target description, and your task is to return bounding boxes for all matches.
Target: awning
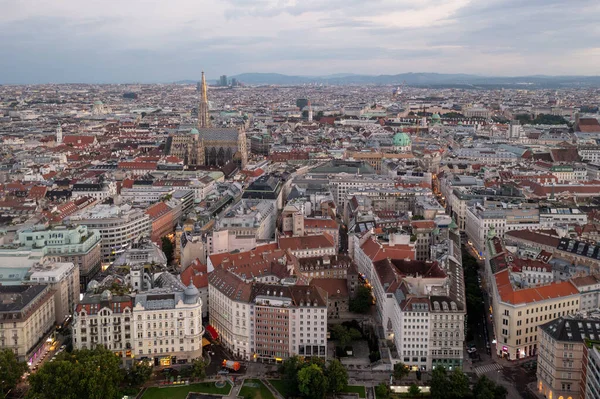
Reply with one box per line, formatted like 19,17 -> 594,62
202,338 -> 211,347
206,325 -> 218,340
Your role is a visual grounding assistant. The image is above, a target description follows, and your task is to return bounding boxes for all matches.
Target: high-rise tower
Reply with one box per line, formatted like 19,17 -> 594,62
198,71 -> 211,129
56,122 -> 63,144
308,100 -> 313,122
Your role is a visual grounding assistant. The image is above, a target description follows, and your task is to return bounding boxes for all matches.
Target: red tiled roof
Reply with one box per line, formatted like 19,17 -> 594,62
504,230 -> 560,248
360,237 -> 416,262
180,259 -> 209,289
304,218 -> 338,229
495,269 -> 579,305
28,186 -> 47,199
411,220 -> 436,229
63,135 -> 96,146
310,278 -> 348,297
145,202 -> 172,220
278,234 -> 335,251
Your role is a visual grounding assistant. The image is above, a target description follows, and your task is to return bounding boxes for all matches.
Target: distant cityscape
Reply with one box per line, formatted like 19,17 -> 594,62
1,74 -> 600,399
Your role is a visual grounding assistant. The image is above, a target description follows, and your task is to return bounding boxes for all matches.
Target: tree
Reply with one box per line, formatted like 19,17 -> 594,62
161,236 -> 174,264
27,346 -> 123,399
473,375 -> 508,399
330,325 -> 361,348
297,364 -> 327,399
279,355 -> 302,395
0,349 -> 28,396
326,359 -> 348,394
448,368 -> 471,399
190,358 -> 206,380
125,361 -> 152,388
411,215 -> 425,220
408,383 -> 422,397
375,382 -> 391,399
393,362 -> 409,380
430,366 -> 448,399
349,284 -> 373,314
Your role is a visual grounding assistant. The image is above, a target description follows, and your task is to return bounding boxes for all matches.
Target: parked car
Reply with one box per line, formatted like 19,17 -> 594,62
467,347 -> 477,354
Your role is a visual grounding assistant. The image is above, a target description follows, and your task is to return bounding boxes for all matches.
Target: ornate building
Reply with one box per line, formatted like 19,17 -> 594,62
166,71 -> 247,168
198,72 -> 210,129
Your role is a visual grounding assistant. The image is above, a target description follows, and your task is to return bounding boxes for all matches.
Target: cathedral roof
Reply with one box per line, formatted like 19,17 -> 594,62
198,128 -> 240,142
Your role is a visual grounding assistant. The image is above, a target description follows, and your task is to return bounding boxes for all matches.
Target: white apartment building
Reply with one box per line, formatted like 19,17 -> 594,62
133,284 -> 203,366
465,202 -> 540,255
0,224 -> 102,291
571,275 -> 600,312
209,199 -> 277,255
539,207 -> 588,228
328,175 -> 396,209
371,247 -> 465,371
72,273 -> 203,367
208,267 -> 328,362
0,285 -> 56,363
578,146 -> 600,163
120,185 -> 174,205
28,261 -> 80,324
72,290 -> 135,366
71,181 -> 117,201
455,148 -> 519,165
484,235 -> 582,362
69,204 -> 151,263
583,340 -> 600,399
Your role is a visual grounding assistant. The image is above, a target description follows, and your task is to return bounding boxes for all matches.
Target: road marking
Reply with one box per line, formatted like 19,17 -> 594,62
474,363 -> 503,376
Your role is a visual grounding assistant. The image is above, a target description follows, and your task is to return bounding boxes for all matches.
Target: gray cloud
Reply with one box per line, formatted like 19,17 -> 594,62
0,0 -> 599,83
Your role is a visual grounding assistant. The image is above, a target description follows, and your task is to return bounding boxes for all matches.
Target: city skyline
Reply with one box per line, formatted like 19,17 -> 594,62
2,0 -> 600,84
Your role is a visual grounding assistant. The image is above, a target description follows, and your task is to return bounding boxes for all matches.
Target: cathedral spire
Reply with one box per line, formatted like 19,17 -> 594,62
198,71 -> 210,128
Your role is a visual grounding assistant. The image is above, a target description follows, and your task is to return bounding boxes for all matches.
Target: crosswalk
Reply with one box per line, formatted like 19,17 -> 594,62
474,363 -> 503,376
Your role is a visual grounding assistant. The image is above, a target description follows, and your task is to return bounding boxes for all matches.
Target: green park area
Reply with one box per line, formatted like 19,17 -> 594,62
141,381 -> 231,399
239,379 -> 276,399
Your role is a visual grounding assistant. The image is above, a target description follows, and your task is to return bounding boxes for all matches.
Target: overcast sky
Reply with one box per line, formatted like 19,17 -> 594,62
1,0 -> 599,83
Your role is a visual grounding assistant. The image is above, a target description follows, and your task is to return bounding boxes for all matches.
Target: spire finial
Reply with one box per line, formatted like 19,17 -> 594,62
198,70 -> 210,128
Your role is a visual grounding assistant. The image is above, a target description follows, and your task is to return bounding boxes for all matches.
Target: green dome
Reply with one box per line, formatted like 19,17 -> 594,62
431,113 -> 441,125
393,132 -> 411,147
190,128 -> 199,135
94,100 -> 103,105
457,121 -> 463,125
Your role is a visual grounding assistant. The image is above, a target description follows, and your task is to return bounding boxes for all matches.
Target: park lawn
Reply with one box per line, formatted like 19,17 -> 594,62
142,382 -> 231,399
341,385 -> 366,398
267,379 -> 294,399
239,379 -> 276,399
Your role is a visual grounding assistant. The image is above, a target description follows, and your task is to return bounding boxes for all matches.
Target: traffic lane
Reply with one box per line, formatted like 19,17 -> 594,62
205,343 -> 230,376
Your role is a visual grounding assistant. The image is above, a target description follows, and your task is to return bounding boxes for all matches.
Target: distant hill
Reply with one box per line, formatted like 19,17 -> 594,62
175,73 -> 600,88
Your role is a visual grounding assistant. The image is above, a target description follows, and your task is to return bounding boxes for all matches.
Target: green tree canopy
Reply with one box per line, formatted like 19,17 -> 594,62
326,359 -> 348,394
375,382 -> 391,399
124,361 -> 152,388
408,383 -> 422,397
330,324 -> 362,348
297,363 -> 327,399
279,355 -> 303,395
161,236 -> 174,264
473,375 -> 508,399
393,362 -> 409,380
190,358 -> 207,380
27,346 -> 123,399
0,349 -> 28,396
349,284 -> 373,314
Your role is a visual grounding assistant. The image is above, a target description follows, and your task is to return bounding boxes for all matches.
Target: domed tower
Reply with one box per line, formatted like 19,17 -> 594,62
392,131 -> 412,152
183,283 -> 200,305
